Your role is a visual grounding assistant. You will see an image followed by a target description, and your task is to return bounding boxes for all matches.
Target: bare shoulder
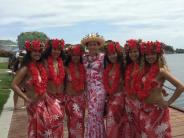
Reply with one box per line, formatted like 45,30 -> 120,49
12,66 -> 28,85
159,67 -> 169,76
17,66 -> 28,75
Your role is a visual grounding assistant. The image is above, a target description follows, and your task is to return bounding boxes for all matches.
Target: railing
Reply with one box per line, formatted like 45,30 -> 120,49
164,84 -> 184,112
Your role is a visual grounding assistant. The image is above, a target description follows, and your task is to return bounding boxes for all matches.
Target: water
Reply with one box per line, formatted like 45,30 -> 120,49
164,54 -> 184,109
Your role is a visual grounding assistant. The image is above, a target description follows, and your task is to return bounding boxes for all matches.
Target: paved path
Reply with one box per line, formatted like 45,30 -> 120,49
0,91 -> 14,138
1,91 -> 184,138
7,98 -> 69,138
7,103 -> 184,138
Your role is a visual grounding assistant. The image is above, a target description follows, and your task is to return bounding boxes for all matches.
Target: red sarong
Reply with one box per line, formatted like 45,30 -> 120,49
27,95 -> 65,138
65,94 -> 86,138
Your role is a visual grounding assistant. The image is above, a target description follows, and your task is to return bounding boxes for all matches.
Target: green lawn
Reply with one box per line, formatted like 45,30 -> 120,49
0,62 -> 12,114
0,62 -> 8,69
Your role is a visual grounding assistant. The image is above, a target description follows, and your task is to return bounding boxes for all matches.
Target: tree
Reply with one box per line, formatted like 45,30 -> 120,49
164,45 -> 174,53
175,48 -> 184,53
17,31 -> 49,49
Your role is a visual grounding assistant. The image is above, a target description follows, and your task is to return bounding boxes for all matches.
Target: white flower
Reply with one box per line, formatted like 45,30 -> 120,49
73,103 -> 80,112
155,123 -> 168,135
145,120 -> 151,129
38,102 -> 44,107
141,132 -> 148,138
44,129 -> 52,137
52,114 -> 59,120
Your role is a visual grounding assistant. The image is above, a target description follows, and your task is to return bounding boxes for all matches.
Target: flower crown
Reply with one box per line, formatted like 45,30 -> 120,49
51,39 -> 65,49
68,44 -> 83,56
106,42 -> 122,55
124,39 -> 142,53
140,41 -> 164,55
25,40 -> 42,52
81,33 -> 105,46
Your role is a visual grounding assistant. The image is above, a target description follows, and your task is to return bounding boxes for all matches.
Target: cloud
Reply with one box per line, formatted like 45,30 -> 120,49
0,0 -> 184,48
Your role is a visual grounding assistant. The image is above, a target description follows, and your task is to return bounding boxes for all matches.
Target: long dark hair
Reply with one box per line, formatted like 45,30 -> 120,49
125,48 -> 142,66
64,55 -> 83,67
43,40 -> 66,60
104,51 -> 125,79
22,51 -> 43,66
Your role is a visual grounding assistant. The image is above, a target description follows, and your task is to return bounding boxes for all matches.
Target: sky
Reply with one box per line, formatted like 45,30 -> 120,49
0,0 -> 184,49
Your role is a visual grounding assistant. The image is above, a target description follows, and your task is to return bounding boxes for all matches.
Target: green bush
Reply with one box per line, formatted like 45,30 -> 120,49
17,31 -> 49,49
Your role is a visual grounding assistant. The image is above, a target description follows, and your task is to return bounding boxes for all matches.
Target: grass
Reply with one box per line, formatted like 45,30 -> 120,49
0,62 -> 8,69
0,62 -> 12,114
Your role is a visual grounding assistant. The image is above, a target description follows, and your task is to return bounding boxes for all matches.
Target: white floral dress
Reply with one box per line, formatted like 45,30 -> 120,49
83,53 -> 106,138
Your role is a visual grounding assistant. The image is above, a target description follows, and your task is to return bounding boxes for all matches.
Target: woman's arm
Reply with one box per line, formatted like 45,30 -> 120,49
11,66 -> 31,103
160,68 -> 184,106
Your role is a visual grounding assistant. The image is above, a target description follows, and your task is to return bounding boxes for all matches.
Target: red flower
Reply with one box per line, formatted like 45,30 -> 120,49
71,44 -> 83,56
107,42 -> 116,55
144,41 -> 164,55
25,41 -> 31,51
28,62 -> 48,95
47,56 -> 65,86
52,39 -> 65,49
103,63 -> 121,95
125,63 -> 140,95
68,62 -> 86,93
136,63 -> 160,100
115,42 -> 122,53
124,39 -> 140,53
25,40 -> 41,52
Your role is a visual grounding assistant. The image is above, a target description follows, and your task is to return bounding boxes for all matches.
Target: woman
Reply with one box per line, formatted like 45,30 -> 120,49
124,39 -> 143,138
65,44 -> 86,138
103,42 -> 130,138
12,40 -> 63,138
12,51 -> 26,109
43,39 -> 66,137
138,41 -> 184,137
81,33 -> 106,138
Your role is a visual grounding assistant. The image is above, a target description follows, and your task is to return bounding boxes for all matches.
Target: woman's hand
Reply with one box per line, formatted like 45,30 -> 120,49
156,100 -> 169,108
25,96 -> 32,104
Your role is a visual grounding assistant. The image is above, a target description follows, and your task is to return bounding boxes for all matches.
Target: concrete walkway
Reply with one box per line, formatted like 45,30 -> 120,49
0,91 -> 14,138
2,90 -> 184,138
7,98 -> 69,138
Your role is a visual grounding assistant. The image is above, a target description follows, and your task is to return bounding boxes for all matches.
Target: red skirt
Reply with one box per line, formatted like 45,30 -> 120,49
140,103 -> 172,138
106,92 -> 131,138
65,94 -> 86,138
27,95 -> 65,138
125,97 -> 142,138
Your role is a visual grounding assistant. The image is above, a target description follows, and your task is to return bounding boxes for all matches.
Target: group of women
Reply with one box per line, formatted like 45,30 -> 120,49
12,33 -> 184,138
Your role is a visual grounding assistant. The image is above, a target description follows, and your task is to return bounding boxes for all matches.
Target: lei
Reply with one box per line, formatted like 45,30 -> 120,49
47,56 -> 65,86
125,63 -> 140,95
28,62 -> 48,95
137,63 -> 160,100
68,62 -> 86,93
103,63 -> 121,95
